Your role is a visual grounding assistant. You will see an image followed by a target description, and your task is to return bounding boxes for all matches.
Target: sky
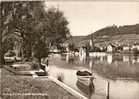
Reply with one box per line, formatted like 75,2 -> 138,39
45,1 -> 139,36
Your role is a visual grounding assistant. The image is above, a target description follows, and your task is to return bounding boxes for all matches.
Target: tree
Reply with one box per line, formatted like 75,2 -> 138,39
33,38 -> 49,66
0,1 -> 46,64
0,2 -> 16,64
32,7 -> 71,66
43,7 -> 70,48
10,1 -> 46,60
0,1 -> 71,67
68,43 -> 76,51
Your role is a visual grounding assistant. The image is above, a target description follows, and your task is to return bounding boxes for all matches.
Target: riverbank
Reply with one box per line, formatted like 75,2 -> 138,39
0,67 -> 86,99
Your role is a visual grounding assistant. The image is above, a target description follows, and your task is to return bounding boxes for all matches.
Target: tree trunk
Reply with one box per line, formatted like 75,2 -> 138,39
0,51 -> 5,66
21,38 -> 32,61
38,57 -> 41,69
0,14 -> 4,65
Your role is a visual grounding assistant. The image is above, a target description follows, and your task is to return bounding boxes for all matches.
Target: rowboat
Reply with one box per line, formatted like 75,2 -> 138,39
40,63 -> 49,72
76,70 -> 92,76
76,70 -> 94,86
31,63 -> 49,77
34,63 -> 49,76
30,69 -> 47,77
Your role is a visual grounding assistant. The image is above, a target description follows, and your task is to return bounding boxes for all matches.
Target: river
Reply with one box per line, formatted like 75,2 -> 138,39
48,52 -> 139,99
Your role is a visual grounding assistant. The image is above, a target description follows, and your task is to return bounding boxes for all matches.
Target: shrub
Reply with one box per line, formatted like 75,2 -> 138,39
57,73 -> 64,82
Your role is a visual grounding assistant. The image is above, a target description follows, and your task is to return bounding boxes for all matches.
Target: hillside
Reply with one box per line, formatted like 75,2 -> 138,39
64,24 -> 139,47
88,24 -> 139,38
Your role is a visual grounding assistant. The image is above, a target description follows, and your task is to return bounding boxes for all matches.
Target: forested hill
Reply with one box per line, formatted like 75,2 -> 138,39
88,24 -> 139,38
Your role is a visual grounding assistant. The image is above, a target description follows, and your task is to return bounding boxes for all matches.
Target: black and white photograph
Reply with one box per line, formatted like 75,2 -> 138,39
0,0 -> 139,99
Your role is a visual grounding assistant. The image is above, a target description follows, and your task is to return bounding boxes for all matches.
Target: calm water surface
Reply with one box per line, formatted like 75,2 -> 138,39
48,53 -> 139,99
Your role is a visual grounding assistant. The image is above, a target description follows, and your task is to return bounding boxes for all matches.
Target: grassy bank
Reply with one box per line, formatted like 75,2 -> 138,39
1,68 -> 78,99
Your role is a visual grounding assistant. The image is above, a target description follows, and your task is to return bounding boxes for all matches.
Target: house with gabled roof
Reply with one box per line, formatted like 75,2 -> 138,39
106,43 -> 117,52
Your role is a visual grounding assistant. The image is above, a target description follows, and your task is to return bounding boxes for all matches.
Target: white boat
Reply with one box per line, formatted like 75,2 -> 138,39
33,63 -> 49,76
31,63 -> 49,77
30,69 -> 46,78
41,63 -> 49,72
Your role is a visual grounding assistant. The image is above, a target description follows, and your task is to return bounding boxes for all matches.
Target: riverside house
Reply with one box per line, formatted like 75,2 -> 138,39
107,43 -> 116,52
107,44 -> 113,52
131,43 -> 139,51
123,45 -> 130,51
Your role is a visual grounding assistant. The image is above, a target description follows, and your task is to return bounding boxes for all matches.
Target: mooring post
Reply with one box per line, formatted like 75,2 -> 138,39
107,81 -> 110,99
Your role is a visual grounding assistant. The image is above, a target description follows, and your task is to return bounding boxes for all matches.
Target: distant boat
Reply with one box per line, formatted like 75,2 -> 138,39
41,63 -> 49,72
33,63 -> 49,76
35,70 -> 48,76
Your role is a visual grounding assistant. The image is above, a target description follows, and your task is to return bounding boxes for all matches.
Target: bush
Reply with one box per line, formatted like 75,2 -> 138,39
31,61 -> 39,70
57,73 -> 64,82
5,50 -> 16,57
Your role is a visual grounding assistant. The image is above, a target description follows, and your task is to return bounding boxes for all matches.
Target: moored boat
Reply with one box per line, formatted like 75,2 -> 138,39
76,70 -> 92,76
76,70 -> 94,86
41,63 -> 49,72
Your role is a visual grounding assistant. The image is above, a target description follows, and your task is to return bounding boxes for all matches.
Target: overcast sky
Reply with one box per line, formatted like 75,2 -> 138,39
45,1 -> 139,36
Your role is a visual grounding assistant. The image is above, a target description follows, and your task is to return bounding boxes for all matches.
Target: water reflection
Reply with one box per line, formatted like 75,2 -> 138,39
76,77 -> 95,99
89,59 -> 93,69
88,52 -> 139,64
123,55 -> 130,62
122,54 -> 139,64
107,54 -> 112,64
132,54 -> 139,63
110,80 -> 139,99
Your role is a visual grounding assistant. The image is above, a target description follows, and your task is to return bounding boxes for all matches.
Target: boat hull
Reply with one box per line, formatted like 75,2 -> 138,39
77,76 -> 94,86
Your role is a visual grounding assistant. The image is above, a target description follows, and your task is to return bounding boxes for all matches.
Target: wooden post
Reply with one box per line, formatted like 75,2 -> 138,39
0,3 -> 3,65
107,81 -> 110,99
